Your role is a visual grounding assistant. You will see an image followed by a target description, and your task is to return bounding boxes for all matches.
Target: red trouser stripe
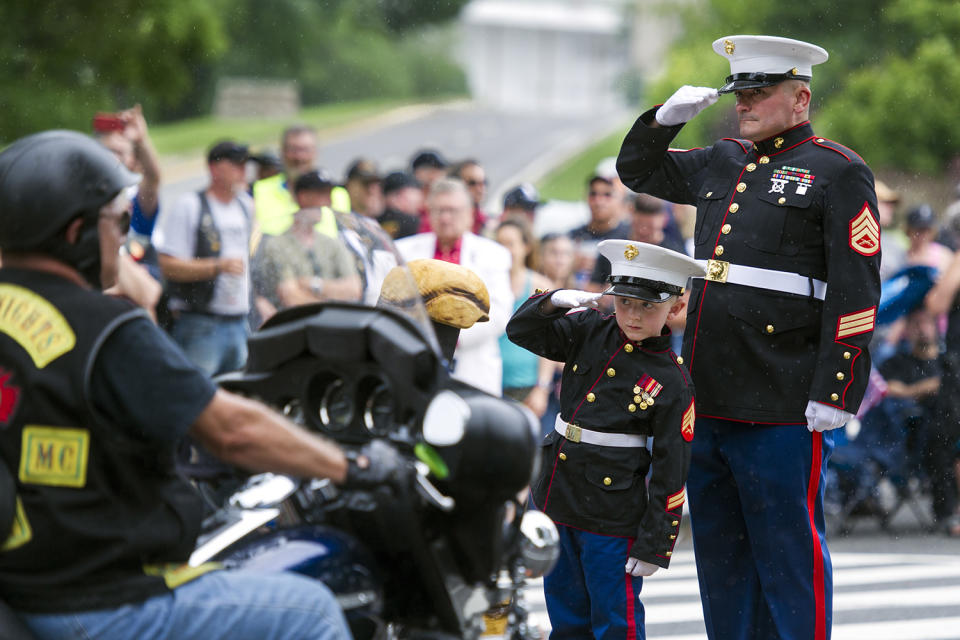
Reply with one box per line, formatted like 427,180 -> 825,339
806,432 -> 826,640
625,540 -> 637,640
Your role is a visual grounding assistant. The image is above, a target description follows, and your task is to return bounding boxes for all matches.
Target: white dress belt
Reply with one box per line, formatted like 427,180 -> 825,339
555,415 -> 648,448
694,259 -> 827,300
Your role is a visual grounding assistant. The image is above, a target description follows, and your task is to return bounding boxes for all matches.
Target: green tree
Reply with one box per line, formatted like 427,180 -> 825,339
0,0 -> 227,141
213,0 -> 468,107
644,0 -> 960,173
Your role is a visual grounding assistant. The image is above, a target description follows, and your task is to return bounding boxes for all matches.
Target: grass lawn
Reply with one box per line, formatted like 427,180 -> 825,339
150,97 -> 436,157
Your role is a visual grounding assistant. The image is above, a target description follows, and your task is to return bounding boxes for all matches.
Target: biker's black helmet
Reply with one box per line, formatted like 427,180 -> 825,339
0,130 -> 140,251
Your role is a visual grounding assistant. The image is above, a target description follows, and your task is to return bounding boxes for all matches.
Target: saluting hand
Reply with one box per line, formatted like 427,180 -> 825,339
549,289 -> 603,309
655,86 -> 720,127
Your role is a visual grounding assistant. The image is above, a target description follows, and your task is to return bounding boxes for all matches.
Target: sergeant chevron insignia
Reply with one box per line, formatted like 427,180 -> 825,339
849,204 -> 880,256
681,398 -> 695,442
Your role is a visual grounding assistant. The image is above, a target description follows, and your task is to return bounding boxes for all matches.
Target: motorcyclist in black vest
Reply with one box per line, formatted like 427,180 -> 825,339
0,131 -> 393,639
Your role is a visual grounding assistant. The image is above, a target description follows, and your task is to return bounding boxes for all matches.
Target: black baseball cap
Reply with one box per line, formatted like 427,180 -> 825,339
381,170 -> 420,195
294,169 -> 338,193
249,149 -> 282,169
207,140 -> 248,164
503,183 -> 541,211
411,149 -> 448,170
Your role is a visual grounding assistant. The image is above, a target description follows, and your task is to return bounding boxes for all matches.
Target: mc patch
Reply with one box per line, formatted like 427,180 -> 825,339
681,398 -> 695,442
849,203 -> 880,256
19,426 -> 89,488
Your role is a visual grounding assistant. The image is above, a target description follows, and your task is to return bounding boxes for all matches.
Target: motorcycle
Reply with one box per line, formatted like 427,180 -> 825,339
189,213 -> 559,640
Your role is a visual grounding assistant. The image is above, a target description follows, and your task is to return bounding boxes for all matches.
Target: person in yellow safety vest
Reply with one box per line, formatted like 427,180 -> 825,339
252,124 -> 350,239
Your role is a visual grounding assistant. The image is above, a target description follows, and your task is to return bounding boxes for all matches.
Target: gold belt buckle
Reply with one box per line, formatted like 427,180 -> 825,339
705,259 -> 729,283
565,424 -> 582,443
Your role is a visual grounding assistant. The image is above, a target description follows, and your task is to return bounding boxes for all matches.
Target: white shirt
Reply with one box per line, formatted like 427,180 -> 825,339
153,190 -> 253,315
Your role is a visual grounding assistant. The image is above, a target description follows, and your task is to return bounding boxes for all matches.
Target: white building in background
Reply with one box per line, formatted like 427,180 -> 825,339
459,0 -> 681,116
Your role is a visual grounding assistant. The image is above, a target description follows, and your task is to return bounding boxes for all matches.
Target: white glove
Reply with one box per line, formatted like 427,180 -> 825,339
655,85 -> 720,127
804,401 -> 854,433
625,557 -> 660,577
550,289 -> 603,309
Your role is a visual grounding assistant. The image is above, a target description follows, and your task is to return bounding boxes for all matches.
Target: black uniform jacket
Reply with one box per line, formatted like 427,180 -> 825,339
507,292 -> 694,568
617,109 -> 881,424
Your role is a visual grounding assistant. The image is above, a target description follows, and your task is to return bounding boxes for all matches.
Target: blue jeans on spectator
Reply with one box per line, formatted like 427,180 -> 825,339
172,312 -> 248,377
19,570 -> 351,640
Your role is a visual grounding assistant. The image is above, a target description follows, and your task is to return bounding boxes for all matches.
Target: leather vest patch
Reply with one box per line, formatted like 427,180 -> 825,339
18,426 -> 90,488
0,284 -> 75,368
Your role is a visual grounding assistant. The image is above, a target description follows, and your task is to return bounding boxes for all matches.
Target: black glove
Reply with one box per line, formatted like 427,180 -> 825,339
345,440 -> 403,488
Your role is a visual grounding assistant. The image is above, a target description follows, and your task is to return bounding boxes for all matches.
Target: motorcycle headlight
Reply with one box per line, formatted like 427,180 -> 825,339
518,510 -> 560,579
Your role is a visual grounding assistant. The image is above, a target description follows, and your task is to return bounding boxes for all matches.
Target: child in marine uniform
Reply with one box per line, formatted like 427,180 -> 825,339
506,239 -> 704,640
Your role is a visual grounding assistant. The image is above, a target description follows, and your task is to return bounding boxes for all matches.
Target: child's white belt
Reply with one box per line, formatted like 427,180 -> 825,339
555,415 -> 648,448
694,259 -> 827,300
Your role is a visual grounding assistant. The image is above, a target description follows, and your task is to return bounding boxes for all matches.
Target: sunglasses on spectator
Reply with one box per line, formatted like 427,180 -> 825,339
465,178 -> 488,187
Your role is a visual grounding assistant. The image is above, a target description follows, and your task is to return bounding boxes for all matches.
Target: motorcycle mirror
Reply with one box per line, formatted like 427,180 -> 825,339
518,510 -> 561,579
422,390 -> 470,446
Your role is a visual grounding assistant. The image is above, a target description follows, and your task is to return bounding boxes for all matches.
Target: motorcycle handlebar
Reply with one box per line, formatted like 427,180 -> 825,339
413,463 -> 456,512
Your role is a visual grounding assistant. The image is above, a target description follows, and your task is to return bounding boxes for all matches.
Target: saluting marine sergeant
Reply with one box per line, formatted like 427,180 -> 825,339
616,35 -> 882,640
507,240 -> 703,640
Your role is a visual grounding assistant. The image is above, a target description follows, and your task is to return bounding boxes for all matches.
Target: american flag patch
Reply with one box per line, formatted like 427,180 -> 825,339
666,488 -> 685,511
681,399 -> 695,442
837,307 -> 876,339
849,203 -> 880,256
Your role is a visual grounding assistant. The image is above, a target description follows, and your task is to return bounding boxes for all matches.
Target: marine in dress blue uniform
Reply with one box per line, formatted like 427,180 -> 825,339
507,241 -> 704,640
615,36 -> 882,640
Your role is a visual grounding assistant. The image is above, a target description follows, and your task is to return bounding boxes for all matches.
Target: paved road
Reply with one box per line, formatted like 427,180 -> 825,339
161,102 -> 631,217
521,500 -> 960,639
524,544 -> 960,639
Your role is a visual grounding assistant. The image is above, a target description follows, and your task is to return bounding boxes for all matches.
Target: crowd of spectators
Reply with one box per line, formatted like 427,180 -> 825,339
85,107 -> 960,539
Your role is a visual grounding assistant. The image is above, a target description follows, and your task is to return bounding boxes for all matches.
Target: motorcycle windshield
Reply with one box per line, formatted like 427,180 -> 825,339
253,207 -> 441,357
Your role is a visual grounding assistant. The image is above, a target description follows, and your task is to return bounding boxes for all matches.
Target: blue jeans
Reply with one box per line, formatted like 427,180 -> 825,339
171,312 -> 248,377
20,570 -> 351,640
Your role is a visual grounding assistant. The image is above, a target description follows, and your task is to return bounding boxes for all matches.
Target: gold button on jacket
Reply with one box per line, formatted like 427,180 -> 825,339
614,115 -> 880,425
